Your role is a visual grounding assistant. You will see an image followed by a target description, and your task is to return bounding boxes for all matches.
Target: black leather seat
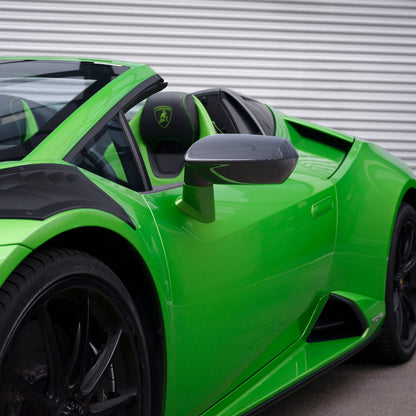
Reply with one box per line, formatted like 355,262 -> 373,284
139,91 -> 200,177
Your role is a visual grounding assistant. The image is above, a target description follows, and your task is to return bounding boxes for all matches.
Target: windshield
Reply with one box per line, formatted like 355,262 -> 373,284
0,59 -> 128,161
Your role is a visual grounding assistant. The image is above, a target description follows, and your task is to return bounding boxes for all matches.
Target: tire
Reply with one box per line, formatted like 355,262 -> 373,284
0,248 -> 151,416
372,203 -> 416,363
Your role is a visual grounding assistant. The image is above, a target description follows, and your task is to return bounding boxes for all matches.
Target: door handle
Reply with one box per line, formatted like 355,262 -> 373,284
311,196 -> 333,219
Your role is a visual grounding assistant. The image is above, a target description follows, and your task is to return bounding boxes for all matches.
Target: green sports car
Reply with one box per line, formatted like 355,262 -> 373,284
0,57 -> 415,416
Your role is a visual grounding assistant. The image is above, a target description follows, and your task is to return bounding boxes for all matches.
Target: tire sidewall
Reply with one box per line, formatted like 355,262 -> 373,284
384,203 -> 416,361
0,249 -> 151,415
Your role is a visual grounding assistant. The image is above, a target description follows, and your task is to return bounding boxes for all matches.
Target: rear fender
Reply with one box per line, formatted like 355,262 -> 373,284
329,140 -> 416,300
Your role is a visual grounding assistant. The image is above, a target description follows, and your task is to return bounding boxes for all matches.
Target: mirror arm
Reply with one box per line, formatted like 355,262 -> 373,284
175,165 -> 215,223
184,166 -> 212,187
175,134 -> 298,223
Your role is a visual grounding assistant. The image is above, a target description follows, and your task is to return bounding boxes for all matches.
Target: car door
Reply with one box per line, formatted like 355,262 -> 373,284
143,169 -> 337,415
68,106 -> 336,415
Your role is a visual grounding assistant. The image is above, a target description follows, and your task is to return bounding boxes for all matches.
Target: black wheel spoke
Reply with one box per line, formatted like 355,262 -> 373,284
403,254 -> 416,275
88,388 -> 138,415
37,304 -> 65,398
1,367 -> 54,414
80,328 -> 122,397
400,298 -> 410,339
399,225 -> 414,266
402,294 -> 416,322
67,291 -> 91,388
393,290 -> 400,313
394,291 -> 404,335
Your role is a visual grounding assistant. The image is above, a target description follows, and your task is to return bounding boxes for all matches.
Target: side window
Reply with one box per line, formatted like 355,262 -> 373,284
72,116 -> 145,191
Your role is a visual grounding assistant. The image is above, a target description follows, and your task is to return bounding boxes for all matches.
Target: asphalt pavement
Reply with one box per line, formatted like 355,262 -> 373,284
259,353 -> 416,416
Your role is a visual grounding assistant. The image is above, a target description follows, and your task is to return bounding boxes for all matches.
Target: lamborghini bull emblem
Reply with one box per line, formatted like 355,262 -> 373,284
154,105 -> 172,128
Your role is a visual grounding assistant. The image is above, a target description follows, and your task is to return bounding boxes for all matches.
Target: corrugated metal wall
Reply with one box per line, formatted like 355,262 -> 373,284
1,0 -> 415,169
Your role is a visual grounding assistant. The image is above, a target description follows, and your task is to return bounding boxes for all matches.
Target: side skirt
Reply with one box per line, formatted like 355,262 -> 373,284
244,330 -> 380,416
200,292 -> 385,416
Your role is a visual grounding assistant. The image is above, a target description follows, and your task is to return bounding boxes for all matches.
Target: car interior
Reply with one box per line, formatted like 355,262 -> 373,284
129,89 -> 277,182
0,89 -> 278,190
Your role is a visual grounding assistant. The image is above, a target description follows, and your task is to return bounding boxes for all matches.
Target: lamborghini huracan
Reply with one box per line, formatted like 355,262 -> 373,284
0,57 -> 415,416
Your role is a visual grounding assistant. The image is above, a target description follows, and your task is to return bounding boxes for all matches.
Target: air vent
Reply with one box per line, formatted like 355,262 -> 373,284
307,294 -> 368,343
286,120 -> 353,153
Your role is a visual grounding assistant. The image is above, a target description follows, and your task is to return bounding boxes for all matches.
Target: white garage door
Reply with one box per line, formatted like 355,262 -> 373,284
1,0 -> 415,169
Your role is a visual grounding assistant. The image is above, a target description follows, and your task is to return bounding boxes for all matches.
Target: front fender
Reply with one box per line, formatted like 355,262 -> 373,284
0,209 -> 138,287
0,204 -> 172,314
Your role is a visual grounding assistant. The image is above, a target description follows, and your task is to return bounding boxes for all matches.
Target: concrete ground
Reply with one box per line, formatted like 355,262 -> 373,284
259,353 -> 416,416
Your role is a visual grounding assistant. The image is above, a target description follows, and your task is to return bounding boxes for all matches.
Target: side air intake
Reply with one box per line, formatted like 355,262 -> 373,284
307,294 -> 368,343
286,119 -> 353,153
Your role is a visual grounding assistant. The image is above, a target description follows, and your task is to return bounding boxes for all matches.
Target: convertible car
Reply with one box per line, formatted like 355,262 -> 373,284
0,57 -> 415,416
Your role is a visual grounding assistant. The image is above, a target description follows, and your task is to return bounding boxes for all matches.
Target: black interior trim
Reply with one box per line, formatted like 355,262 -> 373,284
117,112 -> 152,192
147,150 -> 185,178
142,182 -> 183,194
194,88 -> 275,136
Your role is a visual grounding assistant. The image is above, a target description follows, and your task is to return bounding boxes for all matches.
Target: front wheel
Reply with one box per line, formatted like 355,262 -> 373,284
0,248 -> 151,415
373,203 -> 416,363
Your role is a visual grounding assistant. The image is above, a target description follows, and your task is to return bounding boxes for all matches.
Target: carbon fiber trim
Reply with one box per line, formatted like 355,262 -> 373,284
0,163 -> 135,228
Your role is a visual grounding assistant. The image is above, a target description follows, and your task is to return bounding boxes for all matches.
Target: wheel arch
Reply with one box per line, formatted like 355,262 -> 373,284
41,226 -> 166,416
401,186 -> 416,211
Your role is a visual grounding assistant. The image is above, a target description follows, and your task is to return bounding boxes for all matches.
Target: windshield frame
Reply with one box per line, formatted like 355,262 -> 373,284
0,59 -> 129,162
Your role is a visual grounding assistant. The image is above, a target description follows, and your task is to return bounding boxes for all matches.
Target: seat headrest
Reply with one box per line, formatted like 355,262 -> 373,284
139,92 -> 200,153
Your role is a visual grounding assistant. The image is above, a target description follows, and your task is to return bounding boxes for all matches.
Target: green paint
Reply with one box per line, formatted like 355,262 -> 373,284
21,99 -> 39,140
175,183 -> 215,223
0,57 -> 415,416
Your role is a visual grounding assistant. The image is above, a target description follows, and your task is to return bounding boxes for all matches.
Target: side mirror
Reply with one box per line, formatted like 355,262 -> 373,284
176,134 -> 298,223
